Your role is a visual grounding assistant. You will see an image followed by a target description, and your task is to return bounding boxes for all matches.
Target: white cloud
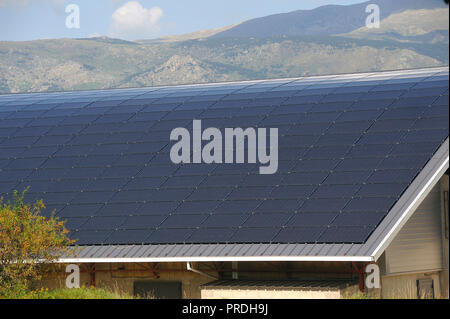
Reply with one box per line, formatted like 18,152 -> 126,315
109,1 -> 163,40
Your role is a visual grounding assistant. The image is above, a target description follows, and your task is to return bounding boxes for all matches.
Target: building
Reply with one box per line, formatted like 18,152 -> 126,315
0,67 -> 448,299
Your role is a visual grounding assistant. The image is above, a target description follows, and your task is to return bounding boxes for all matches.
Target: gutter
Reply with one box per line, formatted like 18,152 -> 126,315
186,262 -> 218,280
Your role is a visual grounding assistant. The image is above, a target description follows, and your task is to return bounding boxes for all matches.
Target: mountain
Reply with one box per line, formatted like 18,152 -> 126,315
345,8 -> 449,40
1,33 -> 446,94
0,1 -> 448,94
138,24 -> 241,44
212,0 -> 447,38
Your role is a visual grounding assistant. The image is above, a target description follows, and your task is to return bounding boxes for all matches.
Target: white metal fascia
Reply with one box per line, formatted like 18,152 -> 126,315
57,255 -> 373,264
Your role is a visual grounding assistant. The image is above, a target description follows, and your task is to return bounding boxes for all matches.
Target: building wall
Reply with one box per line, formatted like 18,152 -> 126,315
439,175 -> 449,298
39,261 -> 359,299
384,183 -> 443,274
39,258 -> 447,299
381,272 -> 441,299
40,262 -> 213,299
380,175 -> 449,299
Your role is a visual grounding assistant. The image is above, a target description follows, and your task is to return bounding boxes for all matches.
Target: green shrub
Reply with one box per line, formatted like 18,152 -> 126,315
0,190 -> 74,297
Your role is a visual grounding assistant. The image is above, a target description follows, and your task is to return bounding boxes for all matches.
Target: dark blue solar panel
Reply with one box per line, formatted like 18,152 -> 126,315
243,213 -> 292,227
104,229 -> 152,244
121,215 -> 166,229
0,69 -> 447,246
159,214 -> 207,228
230,227 -> 280,242
331,212 -> 385,227
188,228 -> 235,243
318,226 -> 374,243
287,212 -> 337,227
71,230 -> 112,245
146,228 -> 193,244
202,214 -> 248,227
273,226 -> 325,243
81,216 -> 127,230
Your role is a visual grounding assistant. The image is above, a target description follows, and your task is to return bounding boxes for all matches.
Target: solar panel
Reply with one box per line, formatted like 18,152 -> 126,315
230,227 -> 280,242
121,215 -> 166,229
331,212 -> 385,227
287,212 -> 337,226
159,214 -> 207,228
188,228 -> 235,243
71,230 -> 112,245
81,216 -> 127,230
274,226 -> 326,243
0,68 -> 447,246
147,228 -> 193,244
202,214 -> 248,227
243,213 -> 292,227
104,229 -> 152,244
318,226 -> 374,243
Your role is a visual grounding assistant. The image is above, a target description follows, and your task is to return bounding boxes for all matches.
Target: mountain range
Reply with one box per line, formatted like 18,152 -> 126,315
0,0 -> 448,94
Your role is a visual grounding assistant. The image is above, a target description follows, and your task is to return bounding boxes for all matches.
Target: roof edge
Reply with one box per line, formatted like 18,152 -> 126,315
57,255 -> 373,263
2,66 -> 448,97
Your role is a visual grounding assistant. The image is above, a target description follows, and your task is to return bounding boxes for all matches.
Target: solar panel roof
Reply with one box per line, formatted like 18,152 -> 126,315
0,67 -> 448,247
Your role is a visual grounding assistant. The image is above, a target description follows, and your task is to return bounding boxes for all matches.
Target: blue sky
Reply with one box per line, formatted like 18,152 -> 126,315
0,0 -> 367,41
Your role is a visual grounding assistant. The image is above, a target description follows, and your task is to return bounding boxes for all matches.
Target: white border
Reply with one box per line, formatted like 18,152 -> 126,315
57,255 -> 373,263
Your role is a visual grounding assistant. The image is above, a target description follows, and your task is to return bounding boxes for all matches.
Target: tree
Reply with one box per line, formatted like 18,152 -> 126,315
0,190 -> 74,296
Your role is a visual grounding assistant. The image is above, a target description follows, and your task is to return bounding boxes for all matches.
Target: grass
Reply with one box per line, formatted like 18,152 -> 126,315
1,286 -> 136,299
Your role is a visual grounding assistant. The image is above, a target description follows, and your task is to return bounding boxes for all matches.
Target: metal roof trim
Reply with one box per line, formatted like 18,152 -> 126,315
57,254 -> 373,263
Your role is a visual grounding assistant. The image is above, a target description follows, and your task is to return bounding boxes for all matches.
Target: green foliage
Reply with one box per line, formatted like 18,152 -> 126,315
342,292 -> 374,299
1,287 -> 135,299
0,190 -> 74,297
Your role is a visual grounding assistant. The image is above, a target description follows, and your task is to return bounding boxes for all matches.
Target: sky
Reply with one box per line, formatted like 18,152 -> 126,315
0,0 -> 367,41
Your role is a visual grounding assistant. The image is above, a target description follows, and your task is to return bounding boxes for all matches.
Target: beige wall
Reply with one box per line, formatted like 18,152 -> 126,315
440,175 -> 449,298
384,183 -> 443,274
380,174 -> 449,299
381,272 -> 441,299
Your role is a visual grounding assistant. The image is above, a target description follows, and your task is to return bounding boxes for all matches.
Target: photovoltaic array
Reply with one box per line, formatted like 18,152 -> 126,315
0,68 -> 448,245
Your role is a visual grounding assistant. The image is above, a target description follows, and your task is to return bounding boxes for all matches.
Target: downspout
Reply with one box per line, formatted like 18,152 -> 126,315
186,262 -> 218,280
